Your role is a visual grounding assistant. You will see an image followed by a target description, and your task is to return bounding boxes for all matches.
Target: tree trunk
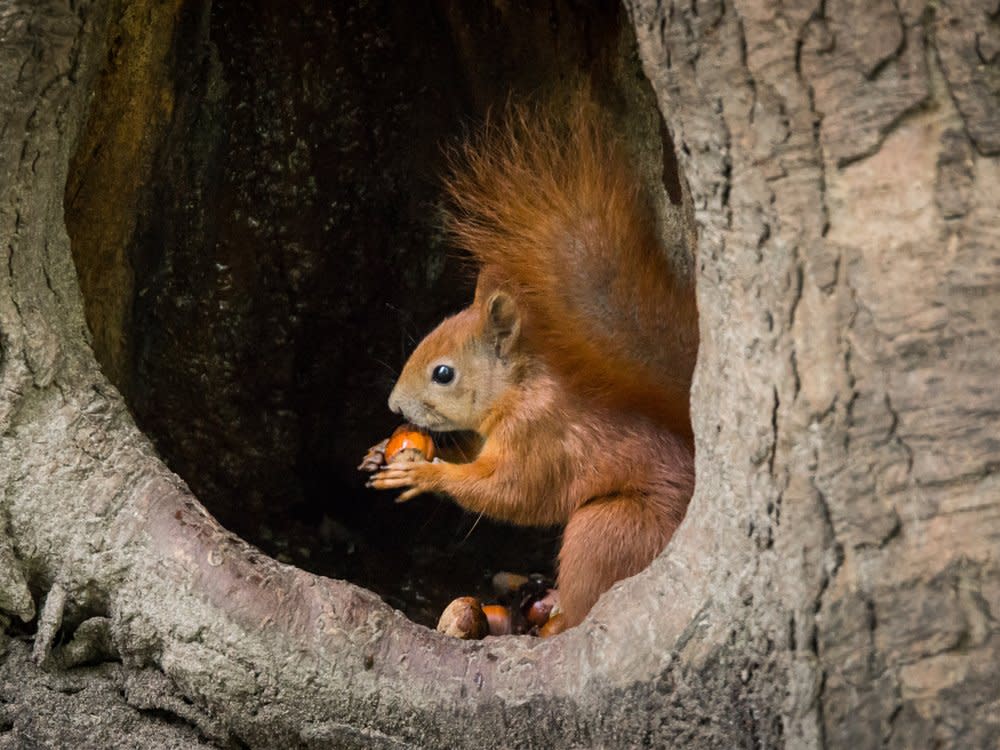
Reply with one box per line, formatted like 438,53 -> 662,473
1,1 -> 997,748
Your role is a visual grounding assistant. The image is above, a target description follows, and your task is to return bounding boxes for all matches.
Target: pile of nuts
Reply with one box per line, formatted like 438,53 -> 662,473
436,573 -> 565,640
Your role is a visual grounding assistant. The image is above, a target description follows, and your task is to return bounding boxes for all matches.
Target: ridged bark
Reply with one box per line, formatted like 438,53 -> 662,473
1,1 -> 996,747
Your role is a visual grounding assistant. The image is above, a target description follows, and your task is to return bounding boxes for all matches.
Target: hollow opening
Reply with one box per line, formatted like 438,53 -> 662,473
64,0 -> 694,628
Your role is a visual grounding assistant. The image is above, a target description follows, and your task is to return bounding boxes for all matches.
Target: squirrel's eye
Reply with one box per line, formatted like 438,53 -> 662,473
432,364 -> 455,385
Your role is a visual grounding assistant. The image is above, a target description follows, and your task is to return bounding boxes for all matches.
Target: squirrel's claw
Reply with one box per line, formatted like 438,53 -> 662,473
368,460 -> 438,501
358,438 -> 390,473
395,487 -> 422,503
368,465 -> 411,490
368,461 -> 419,488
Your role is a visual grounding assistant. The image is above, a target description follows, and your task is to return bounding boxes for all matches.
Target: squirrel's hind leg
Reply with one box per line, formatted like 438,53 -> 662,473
557,493 -> 676,627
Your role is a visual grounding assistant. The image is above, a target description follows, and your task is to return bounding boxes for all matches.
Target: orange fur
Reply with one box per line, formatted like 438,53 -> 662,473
445,96 -> 698,437
372,95 -> 697,627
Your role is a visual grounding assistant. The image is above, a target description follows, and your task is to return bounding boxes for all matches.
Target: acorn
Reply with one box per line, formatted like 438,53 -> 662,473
384,424 -> 436,464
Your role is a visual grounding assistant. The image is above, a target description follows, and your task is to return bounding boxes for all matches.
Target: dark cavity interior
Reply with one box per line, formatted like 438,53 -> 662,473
64,0 -> 683,626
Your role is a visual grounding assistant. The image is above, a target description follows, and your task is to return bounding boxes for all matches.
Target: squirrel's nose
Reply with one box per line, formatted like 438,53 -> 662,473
387,388 -> 402,415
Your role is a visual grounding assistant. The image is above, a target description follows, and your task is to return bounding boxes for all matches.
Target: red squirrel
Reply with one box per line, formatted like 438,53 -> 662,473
369,96 -> 697,628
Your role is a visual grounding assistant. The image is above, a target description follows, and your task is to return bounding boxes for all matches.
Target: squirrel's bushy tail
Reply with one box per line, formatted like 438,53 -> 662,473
444,94 -> 698,436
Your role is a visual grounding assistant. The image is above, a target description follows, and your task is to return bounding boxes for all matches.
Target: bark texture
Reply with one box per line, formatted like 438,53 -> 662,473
1,1 -> 998,749
628,0 -> 1000,745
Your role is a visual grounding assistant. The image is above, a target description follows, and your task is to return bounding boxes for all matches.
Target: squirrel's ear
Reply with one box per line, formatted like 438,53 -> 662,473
485,290 -> 520,358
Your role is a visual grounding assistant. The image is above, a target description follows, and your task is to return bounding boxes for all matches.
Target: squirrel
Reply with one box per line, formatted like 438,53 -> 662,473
369,95 -> 698,628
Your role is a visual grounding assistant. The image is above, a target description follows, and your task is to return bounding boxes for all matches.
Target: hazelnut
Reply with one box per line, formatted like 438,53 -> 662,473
525,590 -> 558,627
491,571 -> 530,597
481,604 -> 513,636
437,596 -> 489,639
385,424 -> 435,463
538,612 -> 567,638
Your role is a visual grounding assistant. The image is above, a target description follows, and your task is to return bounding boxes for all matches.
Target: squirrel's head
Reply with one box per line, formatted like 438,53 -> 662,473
388,290 -> 522,433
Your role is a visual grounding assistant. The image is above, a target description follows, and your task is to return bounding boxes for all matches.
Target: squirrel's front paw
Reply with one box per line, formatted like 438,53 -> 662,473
367,460 -> 441,503
357,438 -> 390,473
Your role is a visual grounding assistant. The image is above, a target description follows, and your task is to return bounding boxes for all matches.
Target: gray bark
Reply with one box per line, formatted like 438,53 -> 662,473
1,0 -> 998,748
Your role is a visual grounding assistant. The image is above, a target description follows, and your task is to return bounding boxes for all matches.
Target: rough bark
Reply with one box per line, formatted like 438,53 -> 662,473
628,0 -> 1000,745
0,1 -> 997,749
